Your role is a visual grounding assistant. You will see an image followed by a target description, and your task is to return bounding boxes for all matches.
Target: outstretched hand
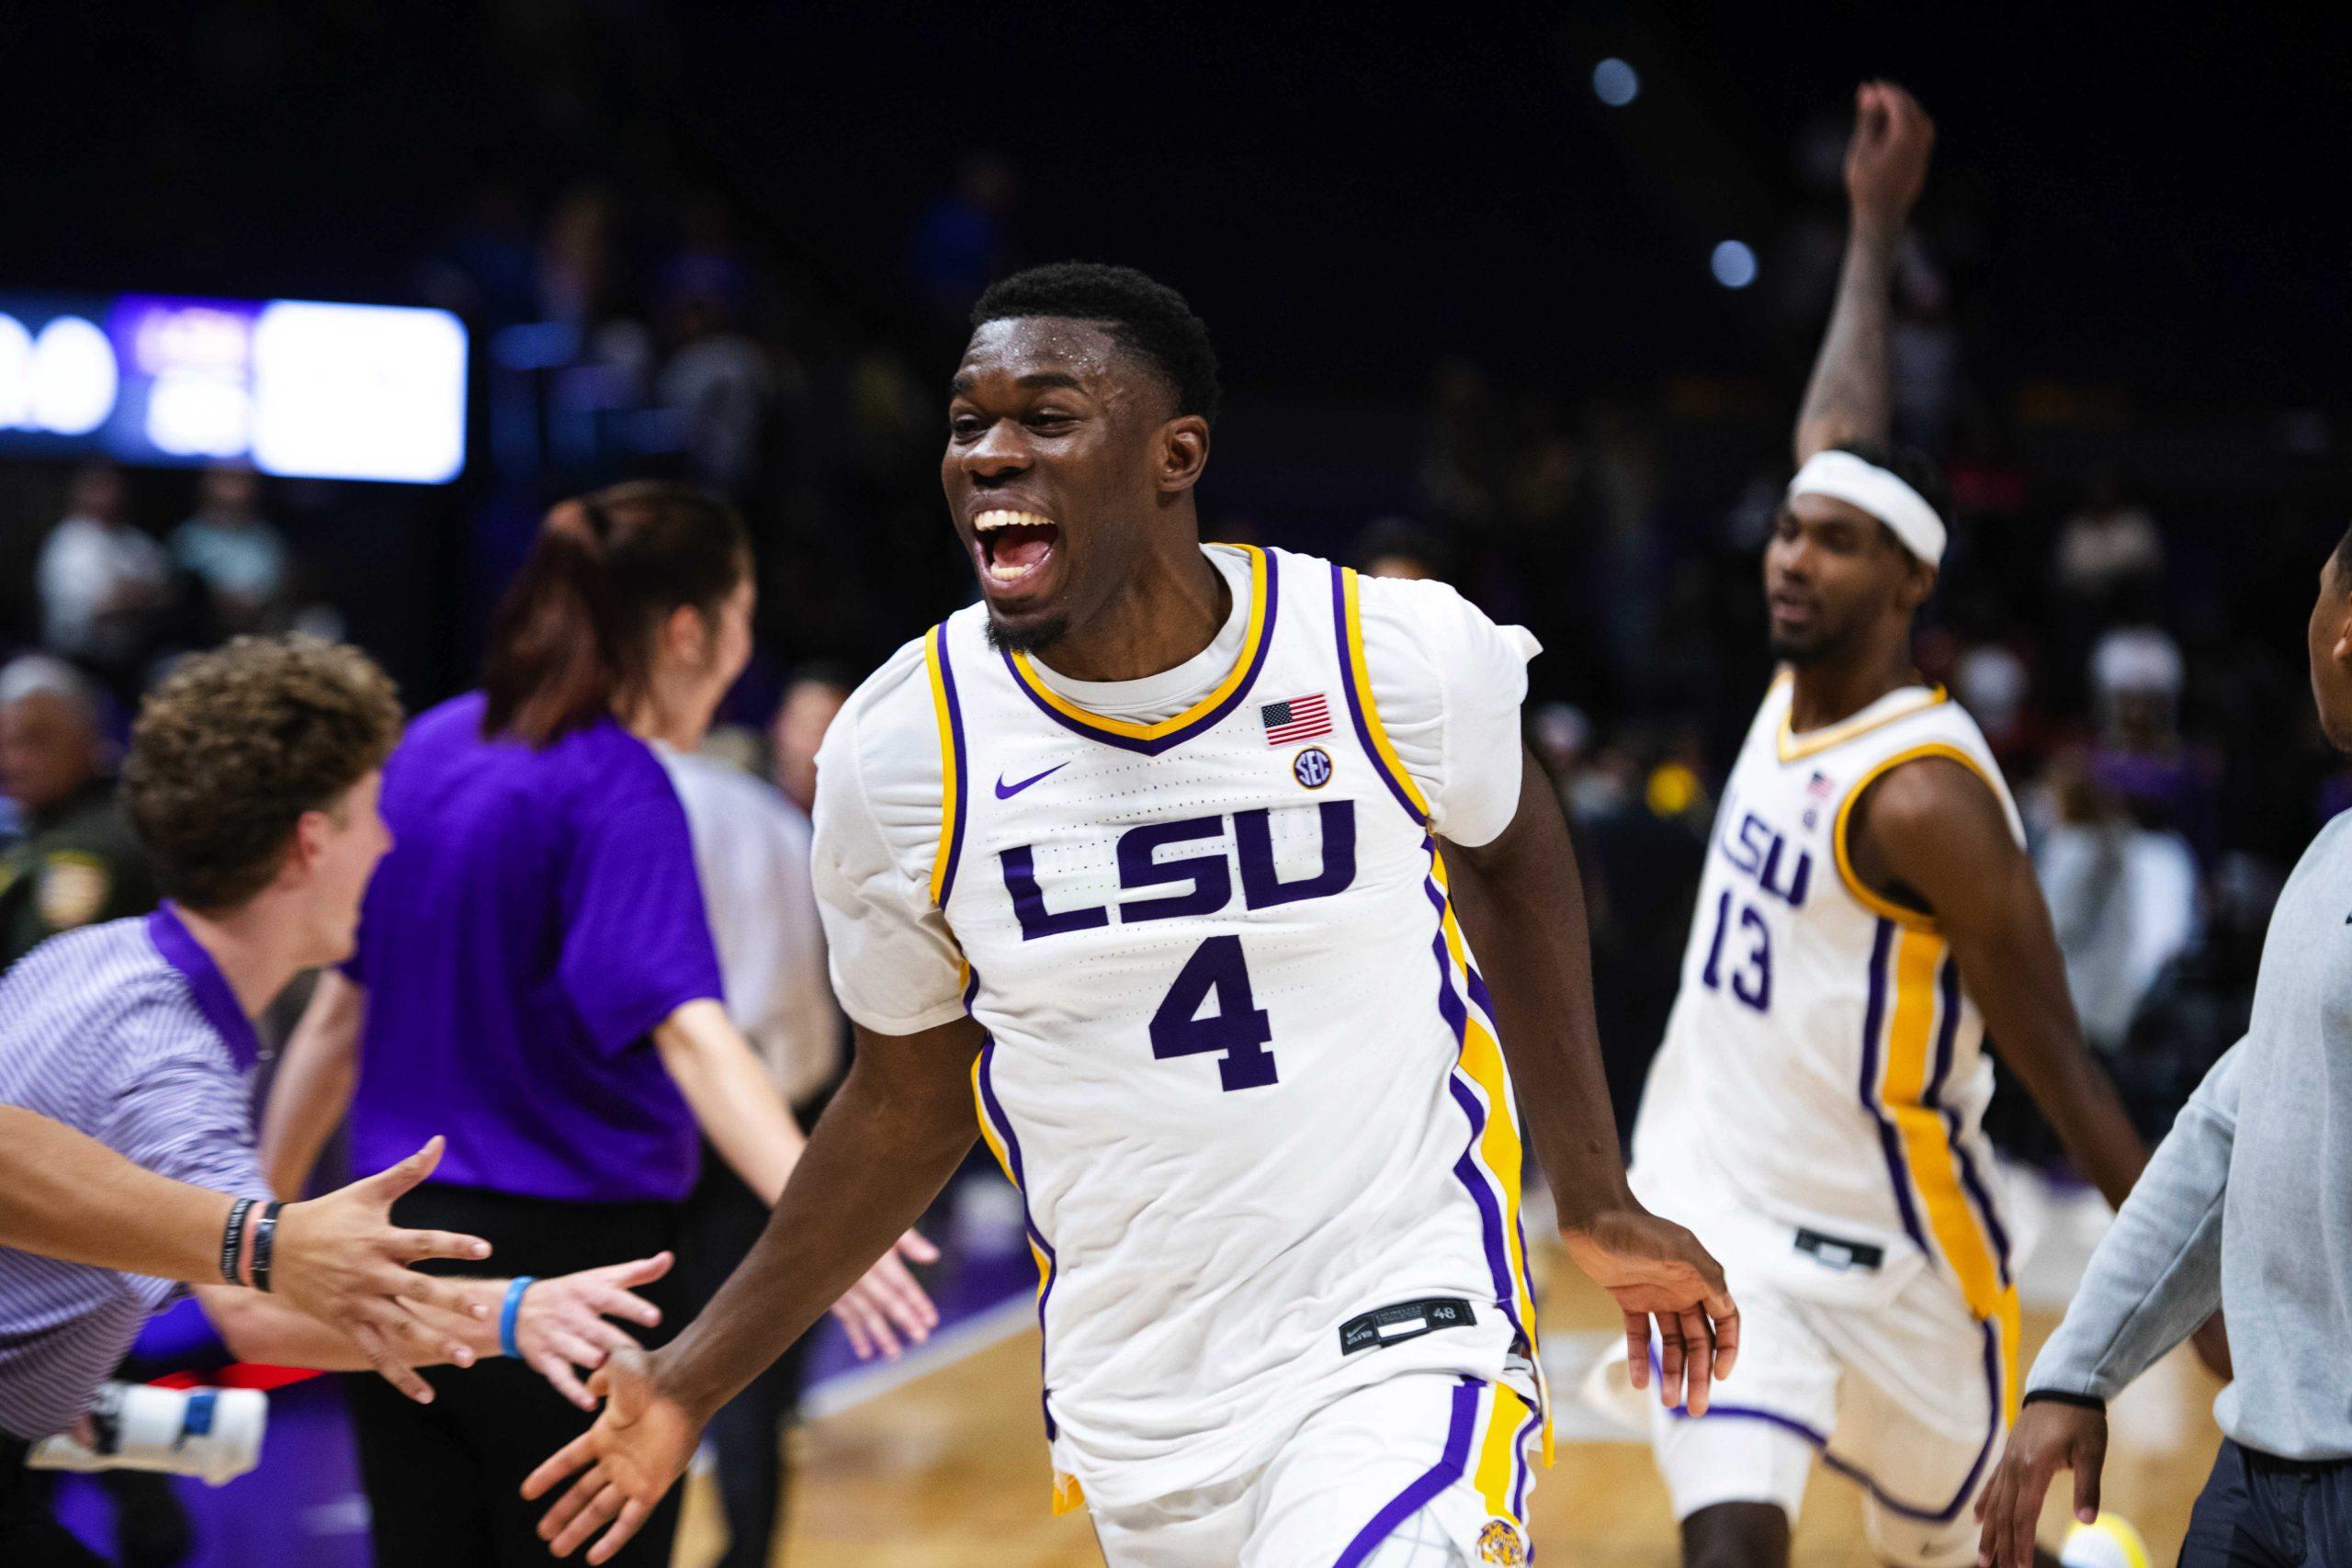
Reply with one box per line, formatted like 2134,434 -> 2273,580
1845,80 -> 1936,232
1562,1203 -> 1739,1416
512,1253 -> 673,1410
271,1136 -> 494,1398
829,1229 -> 941,1359
1975,1399 -> 2108,1567
522,1348 -> 703,1563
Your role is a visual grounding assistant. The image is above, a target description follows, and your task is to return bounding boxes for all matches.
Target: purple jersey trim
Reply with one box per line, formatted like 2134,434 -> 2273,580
144,903 -> 261,1071
1333,1376 -> 1482,1567
933,624 -> 970,905
1858,918 -> 1929,1250
999,552 -> 1280,757
1330,562 -> 1427,824
976,1025 -> 1060,1442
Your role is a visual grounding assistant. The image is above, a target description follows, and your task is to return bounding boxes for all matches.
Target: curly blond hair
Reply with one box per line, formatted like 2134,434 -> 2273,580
123,636 -> 404,909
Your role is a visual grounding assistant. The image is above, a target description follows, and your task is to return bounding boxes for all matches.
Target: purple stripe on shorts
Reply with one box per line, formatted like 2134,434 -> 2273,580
1654,1322 -> 2004,1526
1509,1397 -> 1543,1517
1333,1377 -> 1482,1567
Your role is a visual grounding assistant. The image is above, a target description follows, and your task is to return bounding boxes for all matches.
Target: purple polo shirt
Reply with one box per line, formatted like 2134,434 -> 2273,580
345,692 -> 724,1204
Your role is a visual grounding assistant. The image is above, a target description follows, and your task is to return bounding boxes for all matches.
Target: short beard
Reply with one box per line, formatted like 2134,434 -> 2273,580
984,611 -> 1070,656
1768,627 -> 1843,668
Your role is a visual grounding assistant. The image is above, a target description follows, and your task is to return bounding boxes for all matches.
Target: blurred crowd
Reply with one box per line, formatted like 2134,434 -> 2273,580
3,66 -> 2344,1189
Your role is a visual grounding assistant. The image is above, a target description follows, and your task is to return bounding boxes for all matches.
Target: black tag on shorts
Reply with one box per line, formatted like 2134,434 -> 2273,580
1339,1297 -> 1476,1356
1793,1227 -> 1884,1272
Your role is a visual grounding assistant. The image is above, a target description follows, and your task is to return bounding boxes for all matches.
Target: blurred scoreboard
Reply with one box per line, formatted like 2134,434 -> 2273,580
0,293 -> 468,484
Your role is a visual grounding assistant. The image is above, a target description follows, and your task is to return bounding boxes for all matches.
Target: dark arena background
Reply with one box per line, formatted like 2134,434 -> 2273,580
3,6 -> 2349,1565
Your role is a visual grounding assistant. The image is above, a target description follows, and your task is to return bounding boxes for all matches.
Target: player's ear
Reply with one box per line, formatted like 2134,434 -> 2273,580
1898,556 -> 1936,613
1156,414 -> 1211,495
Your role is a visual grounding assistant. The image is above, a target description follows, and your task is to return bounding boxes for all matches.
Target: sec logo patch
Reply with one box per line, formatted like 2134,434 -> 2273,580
1292,746 -> 1333,789
1476,1518 -> 1527,1564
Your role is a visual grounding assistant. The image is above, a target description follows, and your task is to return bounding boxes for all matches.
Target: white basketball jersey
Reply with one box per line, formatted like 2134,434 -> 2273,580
1630,672 -> 2025,1325
921,546 -> 1544,1509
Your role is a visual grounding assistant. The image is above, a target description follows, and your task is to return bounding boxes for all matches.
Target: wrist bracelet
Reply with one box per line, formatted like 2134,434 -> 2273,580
220,1198 -> 258,1287
249,1201 -> 285,1293
500,1277 -> 537,1359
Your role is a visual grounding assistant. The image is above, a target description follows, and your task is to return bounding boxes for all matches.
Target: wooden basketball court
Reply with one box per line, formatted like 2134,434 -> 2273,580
676,1235 -> 2222,1566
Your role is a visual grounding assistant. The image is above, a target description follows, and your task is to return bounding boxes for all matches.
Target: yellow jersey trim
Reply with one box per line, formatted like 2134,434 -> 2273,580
1776,674 -> 1951,763
1831,742 -> 2003,930
1005,544 -> 1270,742
1339,567 -> 1434,823
922,626 -> 961,906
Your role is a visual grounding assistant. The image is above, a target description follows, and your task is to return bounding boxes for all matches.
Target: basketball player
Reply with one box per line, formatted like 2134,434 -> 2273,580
523,263 -> 1737,1565
1605,84 -> 2193,1568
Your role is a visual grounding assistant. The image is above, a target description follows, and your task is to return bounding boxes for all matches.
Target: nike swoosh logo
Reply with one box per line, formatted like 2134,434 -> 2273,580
994,762 -> 1068,799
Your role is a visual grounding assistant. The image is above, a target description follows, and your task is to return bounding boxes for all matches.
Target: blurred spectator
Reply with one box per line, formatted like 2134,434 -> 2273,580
1415,358 -> 1501,539
770,665 -> 854,817
171,467 -> 290,637
2088,623 -> 2214,843
420,180 -> 542,326
1352,516 -> 1453,583
2035,748 -> 2199,1053
1953,639 -> 2040,765
2055,471 -> 2165,615
657,292 -> 774,497
36,466 -> 172,684
2111,852 -> 2278,1145
0,655 -> 155,970
910,152 -> 1018,321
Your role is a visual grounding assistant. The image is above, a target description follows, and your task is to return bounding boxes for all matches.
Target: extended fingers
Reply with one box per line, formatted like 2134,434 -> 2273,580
1678,1307 -> 1715,1415
1656,1314 -> 1686,1408
543,1474 -> 616,1556
1710,1299 -> 1740,1382
533,1353 -> 596,1411
521,1433 -> 600,1501
395,1227 -> 493,1267
1622,1312 -> 1650,1391
896,1228 -> 942,1265
585,1495 -> 651,1567
590,1284 -> 662,1330
354,1323 -> 435,1404
378,1264 -> 487,1319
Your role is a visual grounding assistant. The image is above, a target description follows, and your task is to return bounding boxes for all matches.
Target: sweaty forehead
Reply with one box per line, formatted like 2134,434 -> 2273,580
953,317 -> 1155,404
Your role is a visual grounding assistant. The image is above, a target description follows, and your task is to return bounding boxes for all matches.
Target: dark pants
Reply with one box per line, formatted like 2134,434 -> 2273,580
0,1438 -> 106,1566
346,1183 -> 688,1568
683,1144 -> 811,1568
2183,1439 -> 2352,1566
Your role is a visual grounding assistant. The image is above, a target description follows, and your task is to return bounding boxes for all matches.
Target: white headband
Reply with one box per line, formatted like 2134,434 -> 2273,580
1787,449 -> 1946,567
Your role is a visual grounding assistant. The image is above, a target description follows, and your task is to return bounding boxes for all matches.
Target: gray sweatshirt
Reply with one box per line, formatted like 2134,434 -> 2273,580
2029,811 -> 2352,1458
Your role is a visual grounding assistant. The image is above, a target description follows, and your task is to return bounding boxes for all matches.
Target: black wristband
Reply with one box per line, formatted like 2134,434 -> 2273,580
220,1197 -> 258,1287
250,1201 -> 286,1293
2021,1388 -> 2106,1413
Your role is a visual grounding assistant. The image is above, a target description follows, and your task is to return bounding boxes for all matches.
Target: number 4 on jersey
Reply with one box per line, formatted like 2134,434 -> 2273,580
1149,934 -> 1277,1090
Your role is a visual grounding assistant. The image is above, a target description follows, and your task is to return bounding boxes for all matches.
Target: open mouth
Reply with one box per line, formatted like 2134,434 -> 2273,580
973,508 -> 1061,592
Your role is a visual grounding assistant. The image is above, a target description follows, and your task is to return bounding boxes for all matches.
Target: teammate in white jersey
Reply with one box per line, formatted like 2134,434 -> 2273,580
1601,84 -> 2215,1568
525,263 -> 1737,1566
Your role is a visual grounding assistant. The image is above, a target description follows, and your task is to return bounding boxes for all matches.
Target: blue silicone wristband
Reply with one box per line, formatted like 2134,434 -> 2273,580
500,1277 -> 536,1359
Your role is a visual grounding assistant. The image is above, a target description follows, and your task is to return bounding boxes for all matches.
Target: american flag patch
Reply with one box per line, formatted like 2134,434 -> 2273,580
1806,771 -> 1835,800
1261,693 -> 1332,746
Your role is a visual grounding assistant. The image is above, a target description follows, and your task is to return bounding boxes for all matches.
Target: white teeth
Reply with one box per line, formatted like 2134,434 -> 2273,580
973,509 -> 1056,533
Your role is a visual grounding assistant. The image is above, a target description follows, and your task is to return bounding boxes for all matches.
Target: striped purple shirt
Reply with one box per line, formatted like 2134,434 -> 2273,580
0,904 -> 271,1440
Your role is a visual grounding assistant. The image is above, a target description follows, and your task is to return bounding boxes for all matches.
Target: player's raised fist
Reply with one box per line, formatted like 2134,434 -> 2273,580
1844,80 -> 1935,231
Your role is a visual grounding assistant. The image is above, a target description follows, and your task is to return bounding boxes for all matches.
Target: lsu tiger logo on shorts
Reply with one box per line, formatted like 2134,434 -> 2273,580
1476,1517 -> 1527,1565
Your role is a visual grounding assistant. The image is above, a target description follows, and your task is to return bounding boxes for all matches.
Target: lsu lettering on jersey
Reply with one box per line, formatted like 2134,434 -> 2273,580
1631,671 -> 2026,1337
834,546 -> 1546,1511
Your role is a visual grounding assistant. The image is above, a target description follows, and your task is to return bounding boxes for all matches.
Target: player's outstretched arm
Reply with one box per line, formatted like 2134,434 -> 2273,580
1444,745 -> 1738,1415
523,1012 -> 984,1564
1847,757 -> 2148,1211
257,969 -> 365,1199
1793,81 -> 1934,465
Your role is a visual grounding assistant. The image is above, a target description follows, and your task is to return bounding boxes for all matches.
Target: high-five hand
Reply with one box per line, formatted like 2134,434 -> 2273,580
523,1348 -> 703,1563
1562,1203 -> 1739,1415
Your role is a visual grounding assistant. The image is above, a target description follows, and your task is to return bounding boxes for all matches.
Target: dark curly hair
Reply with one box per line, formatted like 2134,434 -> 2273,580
972,262 -> 1222,427
123,636 -> 403,909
